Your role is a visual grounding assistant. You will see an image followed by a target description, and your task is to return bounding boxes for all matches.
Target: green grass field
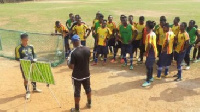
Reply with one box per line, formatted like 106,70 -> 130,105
0,0 -> 200,33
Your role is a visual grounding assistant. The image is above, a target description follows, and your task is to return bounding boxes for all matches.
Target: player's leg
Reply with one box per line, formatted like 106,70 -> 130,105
92,46 -> 100,65
174,51 -> 186,81
92,37 -> 97,62
184,45 -> 192,69
121,44 -> 127,66
82,78 -> 92,108
65,36 -> 71,58
71,79 -> 81,112
111,41 -> 118,63
20,65 -> 30,98
103,46 -> 108,65
129,44 -> 133,70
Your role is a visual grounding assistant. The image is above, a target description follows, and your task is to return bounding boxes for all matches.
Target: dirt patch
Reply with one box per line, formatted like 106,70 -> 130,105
1,56 -> 200,111
112,10 -> 173,17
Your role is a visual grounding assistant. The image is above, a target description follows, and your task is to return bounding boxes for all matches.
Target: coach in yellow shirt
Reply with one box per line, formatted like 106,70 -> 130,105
92,20 -> 112,66
73,17 -> 91,46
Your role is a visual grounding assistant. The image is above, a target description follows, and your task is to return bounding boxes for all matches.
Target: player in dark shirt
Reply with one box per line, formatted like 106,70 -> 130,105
67,34 -> 91,112
15,33 -> 42,99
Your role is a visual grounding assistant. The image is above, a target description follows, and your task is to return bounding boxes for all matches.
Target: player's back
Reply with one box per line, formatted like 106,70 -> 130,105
71,46 -> 91,79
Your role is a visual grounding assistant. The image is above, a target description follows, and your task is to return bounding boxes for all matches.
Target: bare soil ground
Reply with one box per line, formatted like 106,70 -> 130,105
1,57 -> 200,112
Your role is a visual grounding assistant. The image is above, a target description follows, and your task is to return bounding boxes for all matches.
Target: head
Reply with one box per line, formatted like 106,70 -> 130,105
102,20 -> 107,28
189,20 -> 195,28
77,17 -> 82,25
160,20 -> 166,27
120,14 -> 125,22
122,16 -> 128,26
69,13 -> 73,18
96,11 -> 101,19
180,22 -> 187,32
75,15 -> 80,21
128,15 -> 133,22
163,23 -> 170,33
139,16 -> 145,24
173,17 -> 180,25
71,35 -> 80,48
99,14 -> 104,23
55,21 -> 61,28
21,33 -> 29,46
108,15 -> 113,22
146,20 -> 156,32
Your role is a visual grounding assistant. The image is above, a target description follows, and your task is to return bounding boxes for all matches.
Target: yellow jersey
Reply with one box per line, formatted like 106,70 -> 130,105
54,24 -> 68,36
145,32 -> 157,57
97,27 -> 112,46
73,24 -> 89,41
175,31 -> 190,53
107,21 -> 116,32
171,24 -> 180,36
135,23 -> 145,40
162,31 -> 175,54
156,25 -> 165,45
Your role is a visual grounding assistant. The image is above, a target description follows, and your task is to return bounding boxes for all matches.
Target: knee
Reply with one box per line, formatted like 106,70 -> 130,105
74,89 -> 81,97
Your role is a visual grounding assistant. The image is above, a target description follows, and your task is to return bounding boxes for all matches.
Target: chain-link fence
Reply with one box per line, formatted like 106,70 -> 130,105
0,29 -> 65,67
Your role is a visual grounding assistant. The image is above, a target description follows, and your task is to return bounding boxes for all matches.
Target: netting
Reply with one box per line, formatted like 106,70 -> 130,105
0,29 -> 65,67
20,59 -> 55,85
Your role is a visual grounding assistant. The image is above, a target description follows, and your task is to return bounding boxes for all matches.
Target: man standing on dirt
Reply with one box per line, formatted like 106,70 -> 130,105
15,33 -> 42,99
67,34 -> 92,112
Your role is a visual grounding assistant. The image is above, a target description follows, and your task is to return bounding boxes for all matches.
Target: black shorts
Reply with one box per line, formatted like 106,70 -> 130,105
97,45 -> 108,54
132,40 -> 140,48
108,37 -> 115,46
72,78 -> 91,97
114,41 -> 121,48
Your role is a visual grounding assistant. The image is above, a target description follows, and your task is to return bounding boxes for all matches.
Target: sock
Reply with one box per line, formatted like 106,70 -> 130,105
93,51 -> 96,60
113,53 -> 116,60
88,99 -> 91,104
32,82 -> 36,89
157,67 -> 162,78
165,66 -> 169,75
177,66 -> 182,79
130,59 -> 133,66
124,58 -> 127,64
95,58 -> 98,63
75,104 -> 79,110
25,85 -> 28,91
104,58 -> 107,62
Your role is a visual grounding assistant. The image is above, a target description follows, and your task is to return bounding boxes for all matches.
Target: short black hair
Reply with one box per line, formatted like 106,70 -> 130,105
75,14 -> 80,18
175,17 -> 180,22
103,19 -> 107,23
129,15 -> 133,18
108,15 -> 113,18
181,22 -> 187,28
139,16 -> 145,21
190,20 -> 196,25
55,21 -> 60,25
147,20 -> 156,29
163,23 -> 170,28
20,33 -> 28,40
69,13 -> 73,16
99,14 -> 104,19
120,14 -> 125,17
160,16 -> 166,21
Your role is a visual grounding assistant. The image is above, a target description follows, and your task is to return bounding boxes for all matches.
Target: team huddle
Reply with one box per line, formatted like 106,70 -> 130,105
53,12 -> 200,87
15,11 -> 200,112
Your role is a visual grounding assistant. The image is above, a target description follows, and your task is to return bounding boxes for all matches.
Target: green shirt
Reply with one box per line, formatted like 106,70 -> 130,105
66,19 -> 72,29
187,27 -> 197,45
119,24 -> 133,44
94,21 -> 101,32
